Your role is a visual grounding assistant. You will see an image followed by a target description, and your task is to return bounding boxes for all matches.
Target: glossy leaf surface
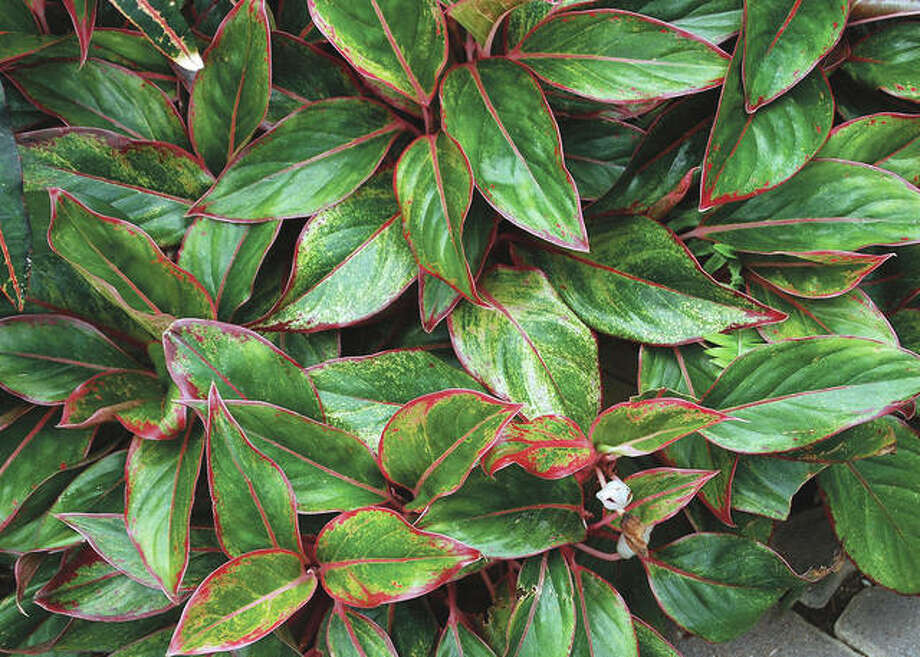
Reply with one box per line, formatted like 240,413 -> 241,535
571,566 -> 637,657
0,81 -> 29,311
168,549 -> 316,654
506,551 -> 576,657
449,266 -> 600,430
607,0 -> 743,44
818,112 -> 920,186
379,390 -> 519,511
742,251 -> 891,298
189,0 -> 270,174
609,468 -> 717,528
844,22 -> 920,101
189,98 -> 401,221
730,455 -> 823,520
326,605 -> 398,657
786,415 -> 902,463
483,415 -> 593,480
699,337 -> 920,453
105,0 -> 202,70
519,215 -> 782,345
440,59 -> 586,250
560,116 -> 642,201
316,507 -> 480,607
436,619 -> 497,657
417,467 -> 585,558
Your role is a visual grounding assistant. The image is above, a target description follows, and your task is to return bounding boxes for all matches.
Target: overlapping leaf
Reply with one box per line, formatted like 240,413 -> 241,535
483,415 -> 593,480
571,566 -> 638,657
106,0 -> 203,70
818,112 -> 920,186
844,22 -> 920,102
741,251 -> 891,298
505,551 -> 576,657
325,604 -> 398,657
0,81 -> 29,310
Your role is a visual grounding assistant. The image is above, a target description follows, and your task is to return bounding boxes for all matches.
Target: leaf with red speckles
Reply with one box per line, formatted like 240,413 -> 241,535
62,0 -> 96,64
125,427 -> 205,600
60,369 -> 186,441
844,22 -> 920,102
695,159 -> 920,251
700,38 -> 833,210
571,565 -> 637,657
204,387 -> 302,558
47,192 -> 215,338
510,10 -> 729,103
326,604 -> 399,657
818,112 -> 920,186
440,59 -> 587,251
189,0 -> 270,174
163,318 -> 324,421
698,336 -> 920,453
515,215 -> 784,346
168,548 -> 316,655
742,0 -> 847,110
591,398 -> 732,458
378,389 -> 520,512
603,0 -> 743,45
104,0 -> 202,70
505,551 -> 576,657
741,251 -> 892,299
315,507 -> 480,607
483,415 -> 593,480
308,0 -> 447,105
35,545 -> 176,621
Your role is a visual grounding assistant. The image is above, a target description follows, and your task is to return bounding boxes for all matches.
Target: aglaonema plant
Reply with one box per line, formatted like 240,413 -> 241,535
1,0 -> 920,655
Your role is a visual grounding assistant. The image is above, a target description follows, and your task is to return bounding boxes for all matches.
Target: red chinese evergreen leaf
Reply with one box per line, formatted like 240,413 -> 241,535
325,603 -> 399,657
483,415 -> 594,480
844,21 -> 920,102
602,468 -> 718,530
505,550 -> 577,657
105,0 -> 203,70
205,386 -> 302,557
818,112 -> 920,186
378,389 -> 521,512
741,251 -> 892,299
571,564 -> 638,657
168,548 -> 316,655
0,79 -> 30,311
315,507 -> 480,607
189,0 -> 271,174
590,398 -> 733,458
62,0 -> 97,63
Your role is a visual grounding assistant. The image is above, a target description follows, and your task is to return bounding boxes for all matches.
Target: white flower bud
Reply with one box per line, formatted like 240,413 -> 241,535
595,476 -> 632,512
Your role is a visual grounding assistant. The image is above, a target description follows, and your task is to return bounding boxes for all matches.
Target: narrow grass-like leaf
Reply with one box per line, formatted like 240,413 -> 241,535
168,549 -> 316,655
440,58 -> 586,251
844,22 -> 920,102
189,98 -> 402,221
483,415 -> 593,480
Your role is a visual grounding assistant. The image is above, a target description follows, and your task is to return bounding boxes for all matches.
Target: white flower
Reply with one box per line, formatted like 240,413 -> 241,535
595,476 -> 632,512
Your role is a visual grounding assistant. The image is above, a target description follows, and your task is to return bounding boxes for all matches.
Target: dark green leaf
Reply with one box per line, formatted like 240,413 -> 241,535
742,251 -> 892,298
326,604 -> 398,657
0,80 -> 30,310
818,112 -> 920,186
599,0 -> 742,44
844,22 -> 920,102
435,619 -> 497,657
571,566 -> 637,657
105,0 -> 203,70
785,415 -> 902,463
560,116 -> 642,201
506,551 -> 576,657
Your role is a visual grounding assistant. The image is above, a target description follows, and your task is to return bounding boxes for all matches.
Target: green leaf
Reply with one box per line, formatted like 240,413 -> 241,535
396,133 -> 481,303
571,566 -> 637,657
308,349 -> 485,448
55,512 -> 160,588
511,9 -> 729,103
818,112 -> 920,187
215,400 -> 389,513
449,266 -> 600,430
163,319 -> 324,420
742,0 -> 847,110
326,605 -> 398,657
125,428 -> 205,599
612,468 -> 717,528
850,0 -> 920,22
440,58 -> 586,251
417,467 -> 585,558
506,551 -> 576,657
483,414 -> 593,480
436,619 -> 497,657
189,98 -> 402,221
819,427 -> 920,593
8,60 -> 188,146
0,80 -> 29,311
694,159 -> 920,251
267,330 -> 340,368
607,0 -> 742,44
251,171 -> 416,332
699,336 -> 920,453
105,0 -> 202,70
448,0 -> 528,44
60,369 -> 186,441
178,219 -> 280,320
741,251 -> 892,298
518,215 -> 783,345
0,314 -> 138,404
634,617 -> 680,657
785,415 -> 902,463
35,546 -> 174,621
748,281 -> 897,344
700,40 -> 833,208
62,0 -> 96,63
0,407 -> 92,532
844,22 -> 920,102
316,507 -> 480,607
730,455 -> 824,520
559,116 -> 642,201
591,398 -> 731,457
48,191 -> 215,336
19,128 -> 214,248
205,387 -> 302,557
168,549 -> 316,655
643,533 -> 799,641
189,0 -> 270,173
892,307 -> 920,352
308,0 -> 447,104
379,389 -> 520,511
267,31 -> 360,124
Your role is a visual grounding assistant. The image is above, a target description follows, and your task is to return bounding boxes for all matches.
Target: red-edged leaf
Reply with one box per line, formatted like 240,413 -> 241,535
105,0 -> 203,71
0,80 -> 29,311
818,112 -> 920,186
167,548 -> 316,655
483,415 -> 594,480
605,468 -> 717,529
435,616 -> 498,657
850,0 -> 920,23
742,251 -> 892,298
316,507 -> 480,607
62,0 -> 97,64
60,369 -> 186,441
590,398 -> 732,457
571,565 -> 638,657
204,386 -> 302,558
844,22 -> 920,102
505,550 -> 577,657
378,389 -> 521,512
326,603 -> 399,657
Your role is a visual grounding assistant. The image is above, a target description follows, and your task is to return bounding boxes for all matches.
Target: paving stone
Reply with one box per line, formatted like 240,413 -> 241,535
834,587 -> 920,657
675,609 -> 862,657
800,559 -> 857,609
